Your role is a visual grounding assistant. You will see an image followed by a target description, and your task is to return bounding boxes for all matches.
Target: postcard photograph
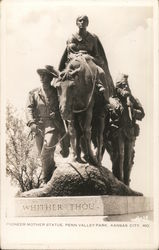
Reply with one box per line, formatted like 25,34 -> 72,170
0,0 -> 159,249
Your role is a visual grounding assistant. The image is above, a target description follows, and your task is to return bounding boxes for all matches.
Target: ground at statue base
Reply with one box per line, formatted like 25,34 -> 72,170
14,195 -> 153,217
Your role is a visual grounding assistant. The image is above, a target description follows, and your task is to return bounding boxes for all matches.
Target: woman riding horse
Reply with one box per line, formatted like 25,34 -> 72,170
59,15 -> 114,100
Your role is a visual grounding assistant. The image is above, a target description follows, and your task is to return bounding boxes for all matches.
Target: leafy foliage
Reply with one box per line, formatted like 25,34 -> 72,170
6,103 -> 42,192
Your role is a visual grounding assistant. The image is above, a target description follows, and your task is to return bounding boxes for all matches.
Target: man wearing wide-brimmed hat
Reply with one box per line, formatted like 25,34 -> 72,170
105,73 -> 145,186
26,65 -> 69,184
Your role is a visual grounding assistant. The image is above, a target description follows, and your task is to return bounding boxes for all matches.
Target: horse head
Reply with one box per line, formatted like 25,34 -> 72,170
54,78 -> 75,120
54,55 -> 97,120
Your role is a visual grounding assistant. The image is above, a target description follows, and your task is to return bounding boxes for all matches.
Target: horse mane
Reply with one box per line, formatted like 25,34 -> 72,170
60,53 -> 97,82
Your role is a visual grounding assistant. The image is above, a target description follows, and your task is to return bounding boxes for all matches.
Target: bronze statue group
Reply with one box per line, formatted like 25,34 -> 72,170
26,15 -> 145,188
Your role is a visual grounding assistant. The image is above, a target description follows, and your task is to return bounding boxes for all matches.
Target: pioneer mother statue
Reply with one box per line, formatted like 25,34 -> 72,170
21,16 -> 143,197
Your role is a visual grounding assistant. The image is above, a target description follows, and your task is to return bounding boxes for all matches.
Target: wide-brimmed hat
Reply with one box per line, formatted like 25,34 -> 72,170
115,73 -> 128,87
37,65 -> 59,78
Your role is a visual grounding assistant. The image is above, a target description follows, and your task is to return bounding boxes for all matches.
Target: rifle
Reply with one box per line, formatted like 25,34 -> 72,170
126,96 -> 132,121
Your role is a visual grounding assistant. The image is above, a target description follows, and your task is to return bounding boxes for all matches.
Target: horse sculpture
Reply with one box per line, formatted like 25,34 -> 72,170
53,54 -> 109,166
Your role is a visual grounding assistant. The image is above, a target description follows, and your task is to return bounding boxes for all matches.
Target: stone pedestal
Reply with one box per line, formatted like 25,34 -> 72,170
14,196 -> 153,217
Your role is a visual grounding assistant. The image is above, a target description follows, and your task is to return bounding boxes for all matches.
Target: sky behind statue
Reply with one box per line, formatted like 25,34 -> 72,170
3,1 -> 153,196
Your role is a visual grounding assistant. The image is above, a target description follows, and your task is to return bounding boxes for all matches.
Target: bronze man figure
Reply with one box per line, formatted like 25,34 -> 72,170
107,74 -> 145,186
26,66 -> 69,184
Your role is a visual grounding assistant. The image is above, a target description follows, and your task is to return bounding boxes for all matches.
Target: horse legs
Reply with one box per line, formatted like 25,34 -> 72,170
67,119 -> 77,161
96,114 -> 105,166
83,107 -> 98,166
75,123 -> 85,163
67,119 -> 84,163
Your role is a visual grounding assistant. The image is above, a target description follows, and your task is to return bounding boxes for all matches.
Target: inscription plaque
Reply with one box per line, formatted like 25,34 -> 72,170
14,196 -> 153,217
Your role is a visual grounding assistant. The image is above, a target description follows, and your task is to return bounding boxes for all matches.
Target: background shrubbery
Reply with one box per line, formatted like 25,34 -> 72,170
6,104 -> 42,192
